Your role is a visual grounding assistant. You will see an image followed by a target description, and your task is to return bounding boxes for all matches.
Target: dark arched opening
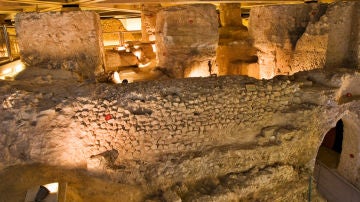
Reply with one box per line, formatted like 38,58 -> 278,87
316,119 -> 344,168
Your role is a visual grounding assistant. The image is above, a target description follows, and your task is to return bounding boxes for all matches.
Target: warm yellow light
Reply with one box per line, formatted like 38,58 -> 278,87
0,60 -> 25,80
133,50 -> 141,59
112,71 -> 122,84
103,40 -> 120,47
151,44 -> 157,53
15,64 -> 24,72
138,62 -> 151,68
149,35 -> 156,41
119,18 -> 141,31
117,46 -> 126,51
187,68 -> 209,78
1,67 -> 12,75
43,182 -> 59,194
133,45 -> 140,49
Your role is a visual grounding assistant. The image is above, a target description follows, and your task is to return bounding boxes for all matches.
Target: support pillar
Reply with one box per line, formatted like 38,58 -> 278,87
219,3 -> 244,27
156,4 -> 219,78
141,4 -> 161,42
15,11 -> 106,81
216,3 -> 258,78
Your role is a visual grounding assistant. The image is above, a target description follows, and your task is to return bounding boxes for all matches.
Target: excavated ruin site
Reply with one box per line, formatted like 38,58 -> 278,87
0,0 -> 359,201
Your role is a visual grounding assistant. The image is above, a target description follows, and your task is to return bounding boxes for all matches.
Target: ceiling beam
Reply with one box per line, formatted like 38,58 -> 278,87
0,0 -> 62,6
101,0 -> 304,3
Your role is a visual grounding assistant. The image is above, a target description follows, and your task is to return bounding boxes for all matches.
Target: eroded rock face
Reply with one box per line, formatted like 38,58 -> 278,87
249,2 -> 360,79
249,3 -> 318,78
15,11 -> 106,81
0,66 -> 360,200
155,4 -> 219,78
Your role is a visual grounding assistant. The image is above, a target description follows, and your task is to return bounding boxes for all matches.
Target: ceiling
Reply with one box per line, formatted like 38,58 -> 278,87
0,0 -> 314,20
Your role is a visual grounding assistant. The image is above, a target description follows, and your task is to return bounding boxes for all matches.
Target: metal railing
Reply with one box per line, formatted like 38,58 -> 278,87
314,161 -> 360,202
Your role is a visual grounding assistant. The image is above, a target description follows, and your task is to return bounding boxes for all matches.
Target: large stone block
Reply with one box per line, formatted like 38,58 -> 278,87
155,4 -> 219,78
15,11 -> 106,81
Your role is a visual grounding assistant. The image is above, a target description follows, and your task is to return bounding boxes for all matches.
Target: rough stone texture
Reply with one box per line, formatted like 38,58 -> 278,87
0,66 -> 360,200
141,4 -> 161,42
104,50 -> 138,72
216,3 -> 258,78
15,11 -> 106,80
325,1 -> 360,69
155,4 -> 219,78
101,18 -> 126,47
219,3 -> 243,27
249,4 -> 316,79
290,7 -> 329,73
249,2 -> 360,79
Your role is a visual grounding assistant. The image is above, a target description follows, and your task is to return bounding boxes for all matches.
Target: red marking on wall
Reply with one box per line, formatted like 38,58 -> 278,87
105,114 -> 112,121
189,19 -> 193,24
350,154 -> 354,158
346,93 -> 352,97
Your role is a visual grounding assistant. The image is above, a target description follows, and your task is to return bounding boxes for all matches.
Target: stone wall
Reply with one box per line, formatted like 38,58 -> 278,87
249,4 -> 316,78
0,66 -> 360,200
101,18 -> 126,47
249,2 -> 360,79
155,4 -> 219,78
216,3 -> 259,78
141,4 -> 161,42
15,11 -> 106,81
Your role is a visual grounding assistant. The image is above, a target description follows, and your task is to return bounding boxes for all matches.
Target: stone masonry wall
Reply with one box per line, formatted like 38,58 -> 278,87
249,2 -> 360,79
216,3 -> 258,78
15,11 -> 106,81
101,18 -> 126,47
1,66 -> 360,200
156,4 -> 219,78
249,4 -> 315,78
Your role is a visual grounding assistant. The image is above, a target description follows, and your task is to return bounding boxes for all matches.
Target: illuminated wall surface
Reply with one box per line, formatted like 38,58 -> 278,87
1,66 -> 360,200
249,1 -> 360,79
0,1 -> 359,201
15,11 -> 106,80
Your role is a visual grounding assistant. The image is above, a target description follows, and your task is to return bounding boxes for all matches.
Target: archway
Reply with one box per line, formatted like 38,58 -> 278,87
316,119 -> 343,168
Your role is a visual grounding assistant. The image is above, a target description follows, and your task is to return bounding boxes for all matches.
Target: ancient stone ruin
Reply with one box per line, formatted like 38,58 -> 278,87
0,1 -> 359,201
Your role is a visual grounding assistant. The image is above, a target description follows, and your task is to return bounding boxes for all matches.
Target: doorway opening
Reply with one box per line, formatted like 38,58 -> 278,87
316,119 -> 344,168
